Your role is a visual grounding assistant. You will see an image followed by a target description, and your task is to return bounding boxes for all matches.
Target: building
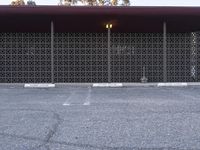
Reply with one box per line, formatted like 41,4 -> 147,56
0,6 -> 200,83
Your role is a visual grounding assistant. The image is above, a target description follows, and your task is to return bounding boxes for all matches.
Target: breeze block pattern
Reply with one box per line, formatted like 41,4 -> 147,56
0,32 -> 199,83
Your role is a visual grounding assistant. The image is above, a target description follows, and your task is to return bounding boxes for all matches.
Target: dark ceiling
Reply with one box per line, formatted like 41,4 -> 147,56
0,6 -> 200,33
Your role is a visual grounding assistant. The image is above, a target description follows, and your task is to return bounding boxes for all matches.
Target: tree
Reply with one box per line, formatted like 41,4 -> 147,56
61,0 -> 130,6
11,0 -> 25,5
111,0 -> 118,6
63,0 -> 80,6
27,0 -> 36,5
121,0 -> 130,6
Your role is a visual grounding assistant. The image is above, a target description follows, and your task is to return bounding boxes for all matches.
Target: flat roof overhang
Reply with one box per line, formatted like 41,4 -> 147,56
1,6 -> 200,33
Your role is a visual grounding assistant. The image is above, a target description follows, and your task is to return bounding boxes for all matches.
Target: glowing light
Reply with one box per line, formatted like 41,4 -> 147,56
106,24 -> 112,29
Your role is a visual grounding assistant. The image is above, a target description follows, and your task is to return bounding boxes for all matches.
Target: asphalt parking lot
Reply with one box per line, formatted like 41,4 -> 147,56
0,86 -> 200,150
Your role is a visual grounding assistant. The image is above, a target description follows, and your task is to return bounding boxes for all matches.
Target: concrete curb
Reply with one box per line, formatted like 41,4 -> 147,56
55,82 -> 200,87
157,83 -> 188,87
93,83 -> 123,87
24,84 -> 55,88
0,82 -> 200,88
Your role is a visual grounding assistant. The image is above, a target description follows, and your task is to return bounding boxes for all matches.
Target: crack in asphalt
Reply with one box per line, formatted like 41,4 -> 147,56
42,112 -> 62,150
1,109 -> 200,150
0,108 -> 62,150
0,132 -> 199,150
0,130 -> 194,150
0,132 -> 44,142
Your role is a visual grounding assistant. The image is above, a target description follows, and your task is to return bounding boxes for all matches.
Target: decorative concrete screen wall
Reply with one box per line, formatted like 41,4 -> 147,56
54,33 -> 108,83
0,32 -> 199,83
110,33 -> 163,82
0,33 -> 51,83
166,32 -> 200,82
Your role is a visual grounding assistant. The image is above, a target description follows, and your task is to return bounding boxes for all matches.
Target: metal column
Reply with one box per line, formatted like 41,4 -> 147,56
163,22 -> 167,82
108,27 -> 111,83
51,21 -> 54,84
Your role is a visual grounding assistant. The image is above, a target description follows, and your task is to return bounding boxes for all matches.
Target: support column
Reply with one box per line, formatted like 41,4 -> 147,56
163,22 -> 167,82
108,27 -> 111,83
191,32 -> 197,81
51,21 -> 54,84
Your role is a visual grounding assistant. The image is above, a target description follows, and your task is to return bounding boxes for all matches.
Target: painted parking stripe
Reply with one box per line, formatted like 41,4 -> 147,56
83,87 -> 91,106
63,87 -> 92,106
63,103 -> 70,106
62,91 -> 76,106
83,101 -> 90,106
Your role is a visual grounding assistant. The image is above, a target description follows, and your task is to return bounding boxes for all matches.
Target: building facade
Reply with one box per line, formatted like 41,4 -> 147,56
0,6 -> 200,83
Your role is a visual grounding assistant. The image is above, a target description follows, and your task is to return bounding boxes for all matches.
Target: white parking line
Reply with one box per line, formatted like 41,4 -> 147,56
62,91 -> 76,106
83,87 -> 91,106
62,87 -> 92,106
63,103 -> 70,106
83,101 -> 90,106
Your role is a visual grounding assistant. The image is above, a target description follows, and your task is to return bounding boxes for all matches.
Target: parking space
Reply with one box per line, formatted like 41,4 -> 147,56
0,86 -> 200,150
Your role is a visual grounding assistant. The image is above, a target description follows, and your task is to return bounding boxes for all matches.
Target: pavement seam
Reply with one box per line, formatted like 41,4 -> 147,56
0,108 -> 63,150
1,131 -> 199,150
